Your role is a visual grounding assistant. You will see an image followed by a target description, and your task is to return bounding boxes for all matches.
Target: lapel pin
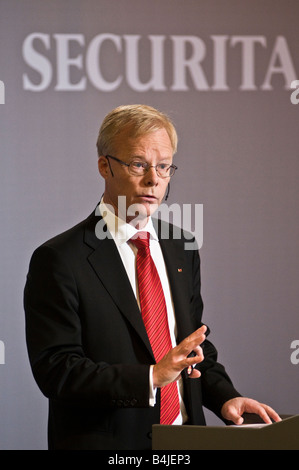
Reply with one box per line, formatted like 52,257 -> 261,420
178,268 -> 183,272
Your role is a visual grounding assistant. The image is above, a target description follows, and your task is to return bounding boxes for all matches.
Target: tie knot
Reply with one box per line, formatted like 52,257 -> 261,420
130,231 -> 150,250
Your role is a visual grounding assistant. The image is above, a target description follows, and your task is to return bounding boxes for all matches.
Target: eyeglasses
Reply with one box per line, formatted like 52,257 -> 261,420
105,155 -> 178,178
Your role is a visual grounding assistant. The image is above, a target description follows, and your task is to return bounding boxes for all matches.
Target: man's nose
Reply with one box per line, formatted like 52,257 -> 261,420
143,166 -> 159,185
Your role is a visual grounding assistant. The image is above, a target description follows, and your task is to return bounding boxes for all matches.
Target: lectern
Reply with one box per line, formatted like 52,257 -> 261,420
152,415 -> 299,450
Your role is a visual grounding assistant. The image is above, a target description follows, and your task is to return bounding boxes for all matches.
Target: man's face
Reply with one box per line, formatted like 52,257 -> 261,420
98,127 -> 173,226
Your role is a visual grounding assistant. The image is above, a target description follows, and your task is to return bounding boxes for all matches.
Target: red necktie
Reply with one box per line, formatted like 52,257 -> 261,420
130,232 -> 180,424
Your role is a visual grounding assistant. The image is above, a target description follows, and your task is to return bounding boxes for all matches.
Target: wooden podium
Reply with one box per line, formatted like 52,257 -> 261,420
152,415 -> 299,450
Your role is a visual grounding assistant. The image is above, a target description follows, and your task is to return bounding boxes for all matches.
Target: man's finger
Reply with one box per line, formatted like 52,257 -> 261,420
179,325 -> 207,355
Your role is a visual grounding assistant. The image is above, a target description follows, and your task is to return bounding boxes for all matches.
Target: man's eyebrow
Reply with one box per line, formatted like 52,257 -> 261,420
129,154 -> 146,159
130,154 -> 173,161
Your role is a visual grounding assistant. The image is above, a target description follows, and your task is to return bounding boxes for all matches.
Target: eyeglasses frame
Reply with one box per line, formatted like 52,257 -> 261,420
105,154 -> 178,178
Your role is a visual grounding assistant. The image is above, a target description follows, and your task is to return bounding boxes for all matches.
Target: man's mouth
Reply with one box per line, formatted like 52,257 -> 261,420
137,194 -> 158,202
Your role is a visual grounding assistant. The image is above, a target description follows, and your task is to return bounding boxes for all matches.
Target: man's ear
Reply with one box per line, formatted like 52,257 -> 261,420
98,156 -> 109,179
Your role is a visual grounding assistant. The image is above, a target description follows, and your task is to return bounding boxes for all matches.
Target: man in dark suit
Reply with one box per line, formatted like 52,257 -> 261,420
24,104 -> 280,450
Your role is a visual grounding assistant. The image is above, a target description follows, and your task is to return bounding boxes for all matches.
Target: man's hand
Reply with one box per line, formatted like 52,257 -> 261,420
152,325 -> 207,388
221,397 -> 281,425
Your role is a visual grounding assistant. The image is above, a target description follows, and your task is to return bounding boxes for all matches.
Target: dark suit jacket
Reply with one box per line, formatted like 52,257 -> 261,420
24,208 -> 240,450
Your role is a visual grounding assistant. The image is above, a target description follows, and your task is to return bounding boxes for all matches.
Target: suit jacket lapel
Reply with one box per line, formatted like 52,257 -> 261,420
83,211 -> 154,359
83,210 -> 194,358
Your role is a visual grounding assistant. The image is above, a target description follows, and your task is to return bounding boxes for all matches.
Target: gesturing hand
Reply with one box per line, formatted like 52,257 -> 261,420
152,325 -> 207,388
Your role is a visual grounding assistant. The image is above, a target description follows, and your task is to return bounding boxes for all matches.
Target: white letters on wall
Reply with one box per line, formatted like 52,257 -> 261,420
22,34 -> 297,92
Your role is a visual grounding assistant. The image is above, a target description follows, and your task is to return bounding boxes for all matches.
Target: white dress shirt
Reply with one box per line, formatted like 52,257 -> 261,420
99,200 -> 188,424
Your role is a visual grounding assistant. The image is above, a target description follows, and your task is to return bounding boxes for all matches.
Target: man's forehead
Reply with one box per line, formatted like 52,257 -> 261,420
115,127 -> 172,153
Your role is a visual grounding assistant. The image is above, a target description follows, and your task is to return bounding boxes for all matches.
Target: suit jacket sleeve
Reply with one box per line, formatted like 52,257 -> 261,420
24,243 -> 150,410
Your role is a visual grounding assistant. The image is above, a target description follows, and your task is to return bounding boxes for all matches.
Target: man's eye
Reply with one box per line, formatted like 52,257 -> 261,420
158,164 -> 168,170
132,161 -> 146,169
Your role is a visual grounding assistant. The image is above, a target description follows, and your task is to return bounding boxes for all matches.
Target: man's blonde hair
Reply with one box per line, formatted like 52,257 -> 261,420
96,104 -> 178,157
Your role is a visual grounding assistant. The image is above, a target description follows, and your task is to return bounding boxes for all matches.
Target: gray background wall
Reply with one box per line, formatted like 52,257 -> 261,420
0,0 -> 298,450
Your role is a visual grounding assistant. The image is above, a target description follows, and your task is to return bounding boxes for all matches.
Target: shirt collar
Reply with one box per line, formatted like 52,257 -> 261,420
99,199 -> 159,247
